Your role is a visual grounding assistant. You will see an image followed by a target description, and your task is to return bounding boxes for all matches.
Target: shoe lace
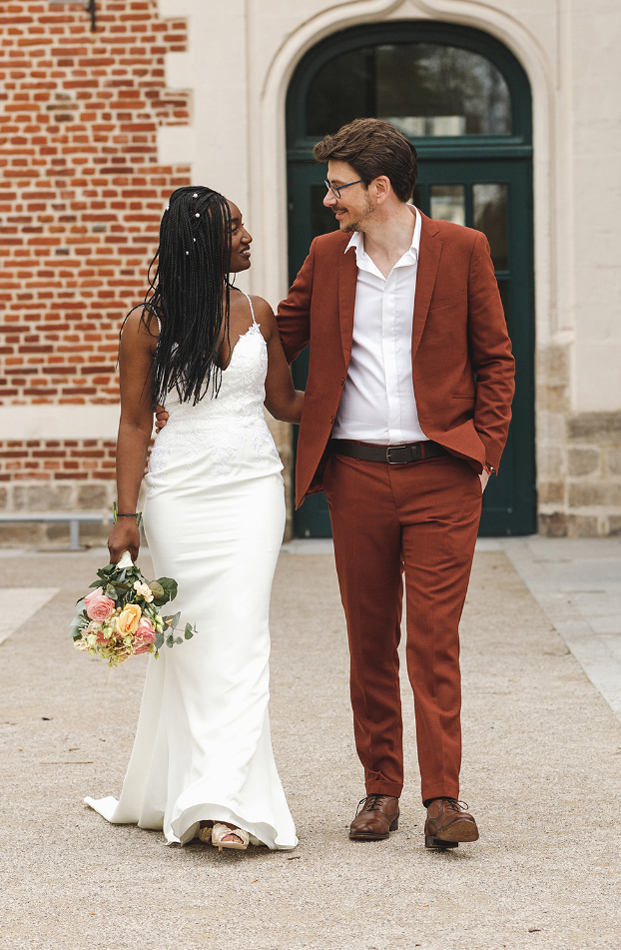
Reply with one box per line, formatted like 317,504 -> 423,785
440,798 -> 469,813
356,794 -> 391,816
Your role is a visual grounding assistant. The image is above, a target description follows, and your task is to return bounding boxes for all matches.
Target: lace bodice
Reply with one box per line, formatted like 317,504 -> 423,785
147,301 -> 282,481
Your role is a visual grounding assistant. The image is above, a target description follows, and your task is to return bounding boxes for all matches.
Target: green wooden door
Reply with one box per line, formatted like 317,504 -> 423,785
287,21 -> 535,536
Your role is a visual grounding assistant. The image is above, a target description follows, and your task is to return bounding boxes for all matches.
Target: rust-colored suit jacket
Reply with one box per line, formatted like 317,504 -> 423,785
277,211 -> 515,510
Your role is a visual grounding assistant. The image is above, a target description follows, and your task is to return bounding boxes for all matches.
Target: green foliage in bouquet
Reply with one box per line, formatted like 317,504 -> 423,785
70,556 -> 197,668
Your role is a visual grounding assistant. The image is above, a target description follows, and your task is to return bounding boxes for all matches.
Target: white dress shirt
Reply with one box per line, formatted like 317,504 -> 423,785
332,207 -> 428,445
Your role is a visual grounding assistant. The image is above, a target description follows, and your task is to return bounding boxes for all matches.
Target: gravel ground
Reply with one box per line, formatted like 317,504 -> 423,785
0,548 -> 620,950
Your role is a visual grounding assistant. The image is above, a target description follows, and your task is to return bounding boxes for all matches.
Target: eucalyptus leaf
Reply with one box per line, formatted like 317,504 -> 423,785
154,632 -> 164,652
149,581 -> 164,600
105,584 -> 118,600
69,623 -> 82,640
168,611 -> 181,630
166,634 -> 174,648
174,637 -> 183,645
151,577 -> 178,606
184,623 -> 194,640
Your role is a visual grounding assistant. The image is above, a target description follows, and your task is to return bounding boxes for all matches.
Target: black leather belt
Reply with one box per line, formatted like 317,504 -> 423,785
330,439 -> 449,465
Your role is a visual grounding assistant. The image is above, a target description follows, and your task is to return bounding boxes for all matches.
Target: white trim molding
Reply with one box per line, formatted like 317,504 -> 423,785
0,405 -> 121,441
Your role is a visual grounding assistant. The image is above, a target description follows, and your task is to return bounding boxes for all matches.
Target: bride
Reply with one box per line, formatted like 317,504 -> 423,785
85,186 -> 302,852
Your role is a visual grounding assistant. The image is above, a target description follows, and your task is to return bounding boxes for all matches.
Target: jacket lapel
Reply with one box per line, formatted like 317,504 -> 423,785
338,244 -> 358,367
412,212 -> 442,361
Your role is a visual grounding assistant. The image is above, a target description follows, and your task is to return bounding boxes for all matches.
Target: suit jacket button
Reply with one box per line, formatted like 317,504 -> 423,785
330,415 -> 335,423
340,378 -> 345,386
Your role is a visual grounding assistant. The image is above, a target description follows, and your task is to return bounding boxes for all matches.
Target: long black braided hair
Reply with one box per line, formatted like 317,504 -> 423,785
138,185 -> 233,406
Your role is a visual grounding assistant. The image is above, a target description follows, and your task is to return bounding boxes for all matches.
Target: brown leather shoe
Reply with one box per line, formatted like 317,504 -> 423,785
349,794 -> 399,840
424,798 -> 479,849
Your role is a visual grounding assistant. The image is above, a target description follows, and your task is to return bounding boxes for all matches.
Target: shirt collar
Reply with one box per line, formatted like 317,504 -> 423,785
344,205 -> 421,265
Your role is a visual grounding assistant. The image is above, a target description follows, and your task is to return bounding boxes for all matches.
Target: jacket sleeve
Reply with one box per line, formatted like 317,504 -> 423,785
468,231 -> 515,471
276,240 -> 316,365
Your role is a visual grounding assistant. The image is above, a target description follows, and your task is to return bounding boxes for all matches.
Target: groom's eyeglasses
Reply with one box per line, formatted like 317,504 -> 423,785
324,178 -> 363,199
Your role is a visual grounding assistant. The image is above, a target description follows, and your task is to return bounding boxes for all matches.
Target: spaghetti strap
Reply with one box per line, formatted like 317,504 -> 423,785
243,292 -> 258,327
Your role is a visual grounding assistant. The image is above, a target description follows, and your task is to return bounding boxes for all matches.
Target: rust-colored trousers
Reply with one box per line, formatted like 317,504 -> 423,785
322,452 -> 482,804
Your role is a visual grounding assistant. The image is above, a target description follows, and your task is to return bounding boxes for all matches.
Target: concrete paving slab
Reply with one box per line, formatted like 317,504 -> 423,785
501,537 -> 621,720
0,587 -> 59,646
0,548 -> 620,949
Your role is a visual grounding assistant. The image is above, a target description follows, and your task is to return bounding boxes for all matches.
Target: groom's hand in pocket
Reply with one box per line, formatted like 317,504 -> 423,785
155,404 -> 169,433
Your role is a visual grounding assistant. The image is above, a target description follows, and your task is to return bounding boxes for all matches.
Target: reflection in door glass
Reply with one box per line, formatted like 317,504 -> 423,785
473,183 -> 508,270
430,185 -> 465,226
306,42 -> 512,137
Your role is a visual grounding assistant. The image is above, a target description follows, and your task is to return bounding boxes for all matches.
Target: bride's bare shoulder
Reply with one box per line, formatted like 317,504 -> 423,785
248,295 -> 276,333
120,307 -> 159,355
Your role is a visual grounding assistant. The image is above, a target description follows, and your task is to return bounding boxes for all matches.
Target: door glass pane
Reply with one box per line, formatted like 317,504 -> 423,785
430,185 -> 465,226
307,49 -> 377,137
311,185 -> 338,238
307,43 -> 511,138
473,183 -> 508,270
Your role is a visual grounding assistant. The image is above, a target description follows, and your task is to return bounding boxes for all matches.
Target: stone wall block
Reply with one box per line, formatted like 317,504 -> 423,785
539,384 -> 570,414
537,411 -> 567,445
539,512 -> 568,537
567,514 -> 600,538
77,485 -> 112,510
80,524 -> 112,544
567,447 -> 601,477
567,412 -> 621,443
605,447 -> 621,475
539,481 -> 565,504
537,445 -> 565,480
0,524 -> 43,545
607,515 -> 621,536
12,484 -> 74,512
0,487 -> 8,511
536,345 -> 570,386
568,482 -> 621,507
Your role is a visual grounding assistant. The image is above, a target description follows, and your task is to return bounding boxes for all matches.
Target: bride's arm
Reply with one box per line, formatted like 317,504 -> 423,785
107,311 -> 158,564
254,297 -> 304,425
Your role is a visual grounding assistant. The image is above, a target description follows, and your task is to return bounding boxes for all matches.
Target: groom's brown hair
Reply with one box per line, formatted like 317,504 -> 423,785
314,118 -> 418,203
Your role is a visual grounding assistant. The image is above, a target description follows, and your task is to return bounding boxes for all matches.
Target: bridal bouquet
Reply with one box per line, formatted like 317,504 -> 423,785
70,552 -> 197,669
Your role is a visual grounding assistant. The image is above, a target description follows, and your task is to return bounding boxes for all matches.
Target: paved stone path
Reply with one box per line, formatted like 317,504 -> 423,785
0,544 -> 620,949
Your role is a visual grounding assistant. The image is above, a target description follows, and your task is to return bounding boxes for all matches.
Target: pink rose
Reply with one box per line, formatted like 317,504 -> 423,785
84,587 -> 116,622
134,617 -> 156,654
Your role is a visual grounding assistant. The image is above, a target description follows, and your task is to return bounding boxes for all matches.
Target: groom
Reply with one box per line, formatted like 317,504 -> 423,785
276,118 -> 514,848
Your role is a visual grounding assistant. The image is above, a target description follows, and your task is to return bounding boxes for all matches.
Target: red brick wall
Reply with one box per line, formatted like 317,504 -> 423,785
0,0 -> 190,530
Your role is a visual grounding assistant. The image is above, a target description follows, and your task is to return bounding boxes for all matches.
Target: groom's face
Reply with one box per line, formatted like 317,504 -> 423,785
323,161 -> 374,233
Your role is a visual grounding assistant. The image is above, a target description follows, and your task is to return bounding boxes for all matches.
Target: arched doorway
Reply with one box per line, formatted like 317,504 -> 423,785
286,21 -> 535,537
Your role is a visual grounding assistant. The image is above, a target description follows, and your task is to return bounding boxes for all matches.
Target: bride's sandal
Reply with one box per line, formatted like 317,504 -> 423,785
197,825 -> 212,844
211,822 -> 250,852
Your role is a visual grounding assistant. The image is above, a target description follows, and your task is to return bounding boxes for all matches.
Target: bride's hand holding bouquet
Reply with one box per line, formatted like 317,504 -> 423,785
70,508 -> 198,669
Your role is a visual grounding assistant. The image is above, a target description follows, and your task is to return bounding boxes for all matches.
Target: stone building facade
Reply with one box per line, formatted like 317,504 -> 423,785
1,0 -> 620,541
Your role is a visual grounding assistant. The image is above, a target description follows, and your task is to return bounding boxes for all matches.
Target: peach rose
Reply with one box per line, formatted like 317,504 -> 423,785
134,617 -> 156,654
117,603 -> 142,635
84,588 -> 116,622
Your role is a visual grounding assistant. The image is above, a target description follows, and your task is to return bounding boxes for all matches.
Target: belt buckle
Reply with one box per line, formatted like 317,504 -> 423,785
385,444 -> 409,465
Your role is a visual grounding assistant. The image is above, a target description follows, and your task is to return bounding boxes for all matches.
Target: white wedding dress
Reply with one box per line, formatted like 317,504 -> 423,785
85,297 -> 297,849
